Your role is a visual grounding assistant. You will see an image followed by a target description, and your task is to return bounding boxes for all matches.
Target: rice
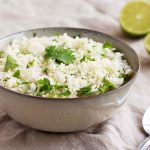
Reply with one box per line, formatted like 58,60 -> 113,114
0,33 -> 132,98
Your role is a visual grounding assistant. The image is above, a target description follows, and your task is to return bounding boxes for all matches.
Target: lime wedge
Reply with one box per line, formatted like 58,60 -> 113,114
120,1 -> 150,37
145,33 -> 150,54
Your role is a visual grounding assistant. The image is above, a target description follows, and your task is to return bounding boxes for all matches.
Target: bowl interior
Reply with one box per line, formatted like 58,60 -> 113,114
0,27 -> 139,74
0,27 -> 140,99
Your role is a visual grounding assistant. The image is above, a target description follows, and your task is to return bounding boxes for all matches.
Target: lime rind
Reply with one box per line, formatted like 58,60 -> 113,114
144,33 -> 150,55
120,0 -> 150,37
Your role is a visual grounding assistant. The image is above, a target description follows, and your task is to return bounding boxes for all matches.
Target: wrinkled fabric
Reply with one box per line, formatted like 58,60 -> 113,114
0,0 -> 149,149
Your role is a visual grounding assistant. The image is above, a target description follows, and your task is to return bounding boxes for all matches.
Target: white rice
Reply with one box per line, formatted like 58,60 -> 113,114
0,33 -> 132,98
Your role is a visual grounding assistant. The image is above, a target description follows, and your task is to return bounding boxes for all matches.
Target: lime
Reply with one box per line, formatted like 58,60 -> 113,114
120,0 -> 150,37
144,33 -> 150,54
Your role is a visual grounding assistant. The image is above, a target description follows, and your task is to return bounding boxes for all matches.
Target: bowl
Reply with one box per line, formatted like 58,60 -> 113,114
0,27 -> 139,132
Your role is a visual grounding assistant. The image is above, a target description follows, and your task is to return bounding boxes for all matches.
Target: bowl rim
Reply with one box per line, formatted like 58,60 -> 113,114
0,27 -> 140,101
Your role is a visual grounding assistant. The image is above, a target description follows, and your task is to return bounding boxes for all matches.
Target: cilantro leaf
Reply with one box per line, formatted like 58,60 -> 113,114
80,55 -> 95,62
32,32 -> 37,37
62,89 -> 71,96
103,42 -> 113,49
87,50 -> 91,53
37,78 -> 52,94
54,84 -> 71,97
13,70 -> 20,78
99,78 -> 115,93
52,39 -> 58,42
77,85 -> 93,97
72,33 -> 82,38
21,81 -> 30,84
3,77 -> 9,82
5,55 -> 18,71
42,68 -> 48,74
27,60 -> 34,68
0,51 -> 4,58
36,82 -> 71,97
101,53 -> 106,58
21,51 -> 31,55
54,84 -> 68,89
119,73 -> 132,83
45,46 -> 75,65
54,32 -> 60,36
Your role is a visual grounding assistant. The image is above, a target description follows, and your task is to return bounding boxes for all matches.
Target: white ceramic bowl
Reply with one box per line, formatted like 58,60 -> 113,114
0,28 -> 139,132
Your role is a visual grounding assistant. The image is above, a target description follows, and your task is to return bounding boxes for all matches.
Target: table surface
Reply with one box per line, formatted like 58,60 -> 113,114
0,0 -> 150,149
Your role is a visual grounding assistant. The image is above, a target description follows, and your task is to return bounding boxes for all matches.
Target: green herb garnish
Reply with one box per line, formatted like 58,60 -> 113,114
42,68 -> 48,74
45,46 -> 75,65
52,39 -> 58,42
77,85 -> 93,97
54,84 -> 71,97
36,80 -> 71,97
54,32 -> 60,36
32,32 -> 37,37
87,50 -> 91,53
61,89 -> 71,96
13,70 -> 20,78
21,81 -> 30,84
27,60 -> 34,68
21,51 -> 31,55
101,53 -> 106,58
54,84 -> 68,89
72,33 -> 82,38
3,77 -> 9,82
99,78 -> 115,93
80,55 -> 95,62
103,42 -> 113,49
37,78 -> 52,94
0,51 -> 4,58
5,55 -> 18,71
119,73 -> 132,83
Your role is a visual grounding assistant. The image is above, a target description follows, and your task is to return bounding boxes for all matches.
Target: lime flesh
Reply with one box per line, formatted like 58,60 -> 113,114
145,33 -> 150,54
120,1 -> 150,37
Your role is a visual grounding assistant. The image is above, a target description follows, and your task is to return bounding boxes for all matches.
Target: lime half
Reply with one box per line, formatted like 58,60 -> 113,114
120,0 -> 150,37
145,33 -> 150,54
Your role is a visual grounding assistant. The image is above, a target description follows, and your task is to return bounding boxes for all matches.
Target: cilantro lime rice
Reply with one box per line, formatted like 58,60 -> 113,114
0,33 -> 132,98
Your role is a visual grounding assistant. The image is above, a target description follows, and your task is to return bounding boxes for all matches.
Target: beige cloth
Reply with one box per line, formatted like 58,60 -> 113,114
0,0 -> 150,149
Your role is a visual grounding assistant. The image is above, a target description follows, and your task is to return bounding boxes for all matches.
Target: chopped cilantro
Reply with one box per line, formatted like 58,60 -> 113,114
72,33 -> 82,38
36,92 -> 42,97
52,39 -> 58,42
13,70 -> 20,78
27,60 -> 34,68
54,32 -> 60,36
80,56 -> 86,62
101,53 -> 106,58
54,84 -> 71,97
0,51 -> 4,57
80,55 -> 95,62
45,46 -> 75,65
42,68 -> 48,74
103,42 -> 113,49
54,84 -> 68,89
32,32 -> 37,37
37,78 -> 52,94
87,50 -> 91,53
119,73 -> 132,83
99,78 -> 115,93
21,51 -> 31,55
77,85 -> 93,97
3,77 -> 9,82
36,80 -> 71,97
21,81 -> 30,84
5,55 -> 18,71
61,89 -> 71,96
